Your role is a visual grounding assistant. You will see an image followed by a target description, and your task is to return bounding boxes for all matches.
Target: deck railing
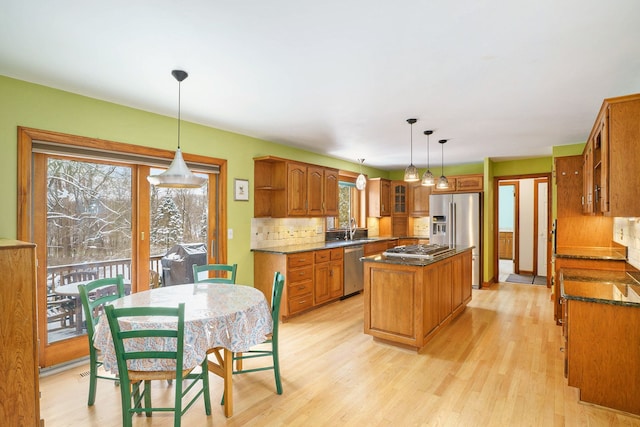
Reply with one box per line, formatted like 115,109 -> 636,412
46,255 -> 164,290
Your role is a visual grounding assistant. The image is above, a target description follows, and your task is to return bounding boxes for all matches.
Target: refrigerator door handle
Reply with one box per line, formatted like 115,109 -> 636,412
449,202 -> 456,247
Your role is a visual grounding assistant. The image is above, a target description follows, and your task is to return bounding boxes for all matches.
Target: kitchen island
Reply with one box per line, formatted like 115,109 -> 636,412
362,245 -> 473,351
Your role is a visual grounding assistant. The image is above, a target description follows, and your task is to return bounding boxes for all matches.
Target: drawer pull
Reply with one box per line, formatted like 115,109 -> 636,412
298,285 -> 306,290
299,299 -> 307,304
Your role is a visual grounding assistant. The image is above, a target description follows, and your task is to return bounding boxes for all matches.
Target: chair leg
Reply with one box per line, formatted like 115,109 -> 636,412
201,361 -> 212,415
273,344 -> 283,394
143,380 -> 152,417
87,355 -> 98,406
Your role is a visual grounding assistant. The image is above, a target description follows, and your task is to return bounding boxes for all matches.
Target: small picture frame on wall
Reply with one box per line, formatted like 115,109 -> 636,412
234,179 -> 249,201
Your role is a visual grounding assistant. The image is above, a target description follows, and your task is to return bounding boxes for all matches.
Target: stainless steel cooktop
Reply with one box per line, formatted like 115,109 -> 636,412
383,244 -> 456,260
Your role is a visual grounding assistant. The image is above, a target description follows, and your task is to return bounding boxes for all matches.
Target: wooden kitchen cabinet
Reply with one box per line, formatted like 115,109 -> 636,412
582,93 -> 640,217
408,181 -> 430,216
368,178 -> 391,217
0,240 -> 41,427
498,231 -> 513,259
431,174 -> 483,194
314,248 -> 343,304
254,156 -> 339,217
363,248 -> 473,351
554,155 -> 583,217
391,181 -> 407,216
254,247 -> 344,320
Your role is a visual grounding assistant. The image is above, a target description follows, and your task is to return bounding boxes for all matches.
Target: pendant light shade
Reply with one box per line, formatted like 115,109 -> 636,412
436,139 -> 449,189
147,70 -> 207,188
355,158 -> 367,190
421,130 -> 435,186
403,118 -> 420,182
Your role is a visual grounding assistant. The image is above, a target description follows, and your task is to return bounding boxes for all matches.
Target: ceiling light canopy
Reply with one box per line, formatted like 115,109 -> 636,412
436,139 -> 449,190
356,158 -> 367,190
147,70 -> 207,188
403,118 -> 420,182
421,130 -> 435,186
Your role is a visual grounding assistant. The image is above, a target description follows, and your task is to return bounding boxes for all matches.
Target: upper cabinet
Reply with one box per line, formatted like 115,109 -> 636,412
368,178 -> 391,217
554,155 -> 583,218
254,156 -> 339,217
431,174 -> 483,194
408,181 -> 431,216
582,93 -> 640,217
391,181 -> 407,216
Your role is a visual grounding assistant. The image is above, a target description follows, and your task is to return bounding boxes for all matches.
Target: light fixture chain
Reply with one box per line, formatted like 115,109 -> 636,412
177,79 -> 181,150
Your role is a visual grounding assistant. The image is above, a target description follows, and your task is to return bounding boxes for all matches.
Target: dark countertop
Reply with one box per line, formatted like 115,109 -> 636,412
251,236 -> 402,254
361,246 -> 474,267
554,246 -> 627,261
560,268 -> 640,307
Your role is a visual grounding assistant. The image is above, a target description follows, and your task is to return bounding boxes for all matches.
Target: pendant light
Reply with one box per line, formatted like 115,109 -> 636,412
403,118 -> 420,182
355,158 -> 367,190
436,139 -> 449,189
147,70 -> 207,188
421,130 -> 435,186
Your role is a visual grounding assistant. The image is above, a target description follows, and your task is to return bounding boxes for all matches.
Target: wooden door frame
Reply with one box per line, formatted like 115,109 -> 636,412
17,126 -> 227,367
493,173 -> 551,284
498,181 -> 520,274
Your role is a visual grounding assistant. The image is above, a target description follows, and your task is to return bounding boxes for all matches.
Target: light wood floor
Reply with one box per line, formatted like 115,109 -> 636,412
40,283 -> 640,426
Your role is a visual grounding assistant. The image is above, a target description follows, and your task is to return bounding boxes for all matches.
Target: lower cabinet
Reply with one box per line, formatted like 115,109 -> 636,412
0,240 -> 41,426
254,247 -> 344,320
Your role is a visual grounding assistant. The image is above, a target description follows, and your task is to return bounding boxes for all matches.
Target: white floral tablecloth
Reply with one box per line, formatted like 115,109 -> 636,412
93,283 -> 272,372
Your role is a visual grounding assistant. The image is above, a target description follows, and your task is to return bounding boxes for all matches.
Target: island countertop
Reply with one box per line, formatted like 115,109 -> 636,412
560,268 -> 640,306
361,246 -> 474,267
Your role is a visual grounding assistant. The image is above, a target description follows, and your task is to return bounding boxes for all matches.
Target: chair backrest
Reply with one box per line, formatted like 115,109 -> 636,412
104,303 -> 186,379
78,275 -> 125,341
63,270 -> 98,284
192,263 -> 237,284
270,272 -> 285,333
149,270 -> 161,289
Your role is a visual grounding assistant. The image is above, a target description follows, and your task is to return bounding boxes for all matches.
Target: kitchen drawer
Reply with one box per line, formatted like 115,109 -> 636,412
287,265 -> 313,282
288,293 -> 314,314
288,252 -> 313,268
330,248 -> 343,261
315,249 -> 331,263
288,279 -> 313,297
364,241 -> 390,256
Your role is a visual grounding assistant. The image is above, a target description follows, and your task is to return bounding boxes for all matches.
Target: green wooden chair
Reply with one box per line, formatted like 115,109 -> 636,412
104,303 -> 211,427
78,275 -> 125,406
225,271 -> 285,402
192,263 -> 237,284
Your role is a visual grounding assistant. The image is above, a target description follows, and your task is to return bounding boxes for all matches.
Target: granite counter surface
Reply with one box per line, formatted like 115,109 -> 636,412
361,246 -> 474,267
555,246 -> 627,261
560,268 -> 640,307
251,237 -> 400,254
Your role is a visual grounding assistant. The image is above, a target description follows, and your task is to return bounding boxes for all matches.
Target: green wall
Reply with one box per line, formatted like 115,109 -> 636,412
0,75 -> 587,287
0,75 -> 386,285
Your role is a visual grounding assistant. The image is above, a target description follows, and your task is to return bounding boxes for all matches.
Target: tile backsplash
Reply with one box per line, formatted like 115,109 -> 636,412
251,217 -> 325,249
613,217 -> 640,270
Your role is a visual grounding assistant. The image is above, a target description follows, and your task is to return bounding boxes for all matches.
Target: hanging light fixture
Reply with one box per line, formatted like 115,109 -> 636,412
147,70 -> 207,188
403,118 -> 420,182
436,139 -> 449,189
355,158 -> 367,190
421,130 -> 435,186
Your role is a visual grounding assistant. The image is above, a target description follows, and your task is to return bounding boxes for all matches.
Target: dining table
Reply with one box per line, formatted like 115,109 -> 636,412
92,282 -> 273,417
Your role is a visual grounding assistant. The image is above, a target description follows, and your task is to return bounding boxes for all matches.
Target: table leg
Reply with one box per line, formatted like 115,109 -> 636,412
222,348 -> 233,417
206,347 -> 233,417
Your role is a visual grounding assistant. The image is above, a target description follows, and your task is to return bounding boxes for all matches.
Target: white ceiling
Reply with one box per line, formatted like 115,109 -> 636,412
2,0 -> 640,170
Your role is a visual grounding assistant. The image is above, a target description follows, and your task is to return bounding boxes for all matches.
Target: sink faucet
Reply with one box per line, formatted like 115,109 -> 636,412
349,217 -> 357,240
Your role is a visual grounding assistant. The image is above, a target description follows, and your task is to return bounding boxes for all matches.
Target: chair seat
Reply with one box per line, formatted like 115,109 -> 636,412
128,368 -> 192,382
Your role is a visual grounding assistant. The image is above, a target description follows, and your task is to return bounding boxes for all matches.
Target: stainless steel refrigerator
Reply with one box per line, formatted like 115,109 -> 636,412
429,192 -> 481,288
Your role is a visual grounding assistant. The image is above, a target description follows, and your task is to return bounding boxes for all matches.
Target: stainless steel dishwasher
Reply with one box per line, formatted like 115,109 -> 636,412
343,245 -> 364,298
